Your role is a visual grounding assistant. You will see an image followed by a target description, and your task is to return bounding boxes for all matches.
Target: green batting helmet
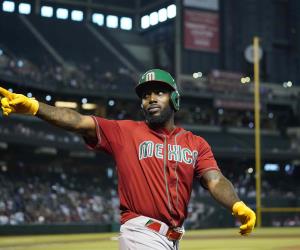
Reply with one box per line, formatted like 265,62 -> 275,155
135,69 -> 180,111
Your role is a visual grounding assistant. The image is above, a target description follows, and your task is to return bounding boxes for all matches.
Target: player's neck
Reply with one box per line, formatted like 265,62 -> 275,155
163,118 -> 176,132
148,117 -> 176,132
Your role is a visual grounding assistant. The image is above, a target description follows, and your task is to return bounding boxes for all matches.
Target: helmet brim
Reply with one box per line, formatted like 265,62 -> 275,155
135,80 -> 176,98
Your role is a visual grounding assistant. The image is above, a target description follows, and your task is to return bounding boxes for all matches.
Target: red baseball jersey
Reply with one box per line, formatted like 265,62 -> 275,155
85,116 -> 220,227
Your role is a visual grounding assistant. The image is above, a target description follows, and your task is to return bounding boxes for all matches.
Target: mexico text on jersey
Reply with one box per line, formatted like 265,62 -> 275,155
139,141 -> 198,166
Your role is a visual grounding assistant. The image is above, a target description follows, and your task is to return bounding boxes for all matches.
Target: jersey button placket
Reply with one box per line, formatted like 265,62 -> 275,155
163,135 -> 172,213
167,137 -> 180,215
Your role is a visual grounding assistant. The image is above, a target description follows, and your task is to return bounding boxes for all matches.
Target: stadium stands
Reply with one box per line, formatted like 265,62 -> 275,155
0,13 -> 54,66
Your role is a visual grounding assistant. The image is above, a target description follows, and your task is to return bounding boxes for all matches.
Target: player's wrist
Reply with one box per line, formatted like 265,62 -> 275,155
29,98 -> 39,115
232,201 -> 244,214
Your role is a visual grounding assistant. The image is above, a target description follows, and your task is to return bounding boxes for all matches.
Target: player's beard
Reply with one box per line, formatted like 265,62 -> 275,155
144,105 -> 173,128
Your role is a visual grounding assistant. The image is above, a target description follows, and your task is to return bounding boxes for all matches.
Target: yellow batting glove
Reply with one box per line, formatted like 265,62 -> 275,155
232,201 -> 256,236
0,87 -> 39,116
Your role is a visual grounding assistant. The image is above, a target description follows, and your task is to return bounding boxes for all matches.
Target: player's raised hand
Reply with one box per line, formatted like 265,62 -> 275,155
0,87 -> 39,116
232,201 -> 256,236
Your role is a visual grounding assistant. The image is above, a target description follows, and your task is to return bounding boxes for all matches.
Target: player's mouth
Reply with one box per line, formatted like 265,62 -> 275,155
147,105 -> 161,113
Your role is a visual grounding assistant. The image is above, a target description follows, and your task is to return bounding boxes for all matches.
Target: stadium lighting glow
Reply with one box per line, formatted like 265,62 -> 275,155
2,1 -> 15,12
241,77 -> 250,84
92,13 -> 104,26
81,98 -> 88,104
158,8 -> 167,22
167,4 -> 176,19
71,10 -> 83,21
107,168 -> 113,178
19,3 -> 31,15
17,60 -> 24,67
141,15 -> 150,29
149,11 -> 159,26
283,81 -> 292,88
264,163 -> 279,171
108,99 -> 115,106
27,92 -> 32,98
193,72 -> 202,79
120,17 -> 132,30
56,8 -> 68,20
38,216 -> 45,223
106,15 -> 118,29
284,164 -> 294,175
82,103 -> 97,110
45,95 -> 52,101
41,6 -> 53,17
55,101 -> 77,109
268,112 -> 274,119
1,165 -> 8,172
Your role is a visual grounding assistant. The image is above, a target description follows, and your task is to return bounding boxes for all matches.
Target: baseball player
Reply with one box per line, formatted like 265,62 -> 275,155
0,69 -> 256,250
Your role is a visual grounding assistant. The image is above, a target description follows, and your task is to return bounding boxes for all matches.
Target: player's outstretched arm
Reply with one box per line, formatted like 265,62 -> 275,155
201,170 -> 256,236
37,102 -> 96,138
0,87 -> 96,139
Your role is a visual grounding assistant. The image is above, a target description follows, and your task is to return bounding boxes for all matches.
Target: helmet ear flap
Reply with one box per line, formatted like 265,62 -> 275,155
170,91 -> 180,111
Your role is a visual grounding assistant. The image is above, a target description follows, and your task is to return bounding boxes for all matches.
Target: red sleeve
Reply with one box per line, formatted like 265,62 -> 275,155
194,137 -> 220,178
84,116 -> 123,155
